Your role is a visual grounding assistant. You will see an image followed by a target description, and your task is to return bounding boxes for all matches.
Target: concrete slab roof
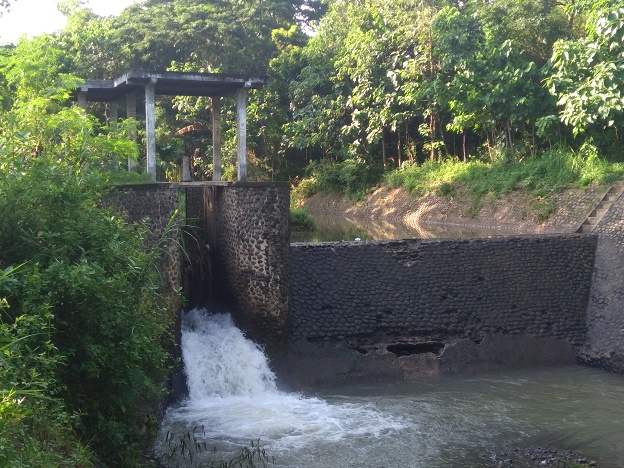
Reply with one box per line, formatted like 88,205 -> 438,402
77,70 -> 267,102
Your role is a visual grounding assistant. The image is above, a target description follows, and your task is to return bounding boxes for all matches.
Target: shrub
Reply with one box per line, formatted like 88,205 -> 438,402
304,158 -> 383,200
384,148 -> 624,216
290,207 -> 316,231
0,161 -> 175,465
0,49 -> 177,464
0,267 -> 94,466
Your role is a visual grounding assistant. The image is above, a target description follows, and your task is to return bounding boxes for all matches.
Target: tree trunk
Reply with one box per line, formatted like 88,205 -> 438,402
397,130 -> 402,168
463,133 -> 467,162
382,129 -> 387,170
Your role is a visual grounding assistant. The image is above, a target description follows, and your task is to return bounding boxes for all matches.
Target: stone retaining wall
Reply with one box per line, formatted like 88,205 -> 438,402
583,191 -> 624,372
210,183 -> 291,348
277,235 -> 597,386
106,184 -> 182,305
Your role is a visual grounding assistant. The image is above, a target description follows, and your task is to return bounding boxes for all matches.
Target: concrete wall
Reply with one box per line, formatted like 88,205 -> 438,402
209,183 -> 291,348
106,184 -> 182,305
276,235 -> 597,386
583,193 -> 624,373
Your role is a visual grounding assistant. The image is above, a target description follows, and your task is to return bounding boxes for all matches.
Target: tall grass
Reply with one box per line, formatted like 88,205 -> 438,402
385,146 -> 624,213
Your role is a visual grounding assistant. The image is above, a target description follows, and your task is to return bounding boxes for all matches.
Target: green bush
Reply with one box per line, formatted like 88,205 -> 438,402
385,147 -> 624,215
303,158 -> 383,200
0,160 -> 176,465
290,207 -> 316,231
0,267 -> 94,467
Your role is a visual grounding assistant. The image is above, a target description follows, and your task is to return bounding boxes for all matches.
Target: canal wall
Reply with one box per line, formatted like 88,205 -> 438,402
207,183 -> 291,348
108,182 -> 291,349
108,183 -> 624,384
582,191 -> 624,373
105,184 -> 183,306
275,235 -> 597,387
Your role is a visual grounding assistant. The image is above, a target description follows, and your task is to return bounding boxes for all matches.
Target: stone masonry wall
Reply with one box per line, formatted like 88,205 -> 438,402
106,184 -> 182,304
278,235 -> 597,386
211,183 -> 290,348
583,192 -> 624,372
291,236 -> 595,344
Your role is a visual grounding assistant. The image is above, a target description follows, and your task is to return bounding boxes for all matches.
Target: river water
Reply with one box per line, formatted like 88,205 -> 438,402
290,214 -> 510,242
155,309 -> 624,467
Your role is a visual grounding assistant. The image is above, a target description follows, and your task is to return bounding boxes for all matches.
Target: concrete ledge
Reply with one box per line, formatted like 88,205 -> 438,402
115,181 -> 290,190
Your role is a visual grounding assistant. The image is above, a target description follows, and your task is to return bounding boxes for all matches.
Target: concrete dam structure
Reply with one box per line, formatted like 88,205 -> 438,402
109,182 -> 624,387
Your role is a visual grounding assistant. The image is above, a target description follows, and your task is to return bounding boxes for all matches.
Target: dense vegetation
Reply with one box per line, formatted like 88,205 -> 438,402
4,0 -> 624,186
0,14 -> 176,465
2,0 -> 624,465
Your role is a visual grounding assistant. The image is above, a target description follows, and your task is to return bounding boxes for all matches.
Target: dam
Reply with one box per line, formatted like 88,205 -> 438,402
108,181 -> 624,466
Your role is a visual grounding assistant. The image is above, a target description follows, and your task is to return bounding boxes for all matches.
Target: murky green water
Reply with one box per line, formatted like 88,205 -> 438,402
291,214 -> 508,242
306,366 -> 624,467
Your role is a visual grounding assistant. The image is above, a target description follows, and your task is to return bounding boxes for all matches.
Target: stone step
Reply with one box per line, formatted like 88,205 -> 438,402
575,182 -> 624,233
589,208 -> 608,218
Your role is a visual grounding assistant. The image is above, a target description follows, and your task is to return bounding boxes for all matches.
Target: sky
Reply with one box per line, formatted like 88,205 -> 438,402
0,0 -> 140,44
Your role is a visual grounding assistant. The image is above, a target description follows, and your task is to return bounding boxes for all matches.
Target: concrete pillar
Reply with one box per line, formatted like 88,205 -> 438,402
182,155 -> 191,181
77,90 -> 87,109
145,82 -> 157,181
126,92 -> 138,172
109,102 -> 118,130
236,88 -> 247,182
212,96 -> 222,181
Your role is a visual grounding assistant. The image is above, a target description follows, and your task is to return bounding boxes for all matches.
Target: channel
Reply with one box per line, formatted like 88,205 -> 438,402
155,309 -> 624,467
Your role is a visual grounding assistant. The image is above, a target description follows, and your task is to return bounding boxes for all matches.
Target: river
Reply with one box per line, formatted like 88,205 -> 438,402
290,214 -> 512,242
155,309 -> 624,467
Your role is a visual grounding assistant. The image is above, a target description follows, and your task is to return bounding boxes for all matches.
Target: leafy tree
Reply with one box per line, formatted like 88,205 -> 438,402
548,7 -> 624,148
479,0 -> 569,66
57,8 -> 121,79
285,0 -> 428,167
111,0 -> 307,73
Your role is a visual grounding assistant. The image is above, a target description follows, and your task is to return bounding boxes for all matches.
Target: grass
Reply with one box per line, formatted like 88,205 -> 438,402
159,428 -> 273,468
383,146 -> 624,216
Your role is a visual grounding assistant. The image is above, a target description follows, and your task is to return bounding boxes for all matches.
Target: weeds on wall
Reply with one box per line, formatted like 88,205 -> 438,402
290,207 -> 316,232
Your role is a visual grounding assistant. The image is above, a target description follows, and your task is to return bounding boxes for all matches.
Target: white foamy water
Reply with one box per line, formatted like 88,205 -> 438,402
182,310 -> 277,399
157,309 -> 407,464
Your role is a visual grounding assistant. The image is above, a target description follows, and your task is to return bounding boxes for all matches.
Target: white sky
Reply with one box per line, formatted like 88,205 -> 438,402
0,0 -> 140,44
